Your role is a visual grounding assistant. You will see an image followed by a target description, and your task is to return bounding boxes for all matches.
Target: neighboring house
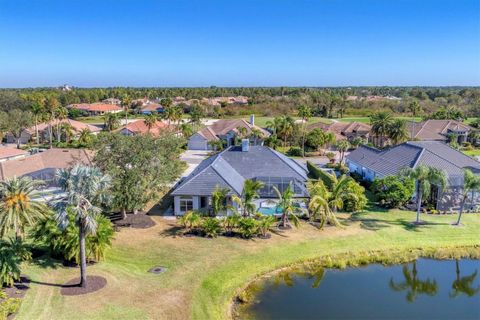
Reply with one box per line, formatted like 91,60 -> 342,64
118,119 -> 173,137
406,120 -> 472,144
187,116 -> 270,150
140,103 -> 164,115
0,147 -> 28,162
67,103 -> 123,115
0,148 -> 93,184
346,141 -> 480,210
5,119 -> 101,145
171,142 -> 308,215
307,121 -> 372,142
102,98 -> 122,105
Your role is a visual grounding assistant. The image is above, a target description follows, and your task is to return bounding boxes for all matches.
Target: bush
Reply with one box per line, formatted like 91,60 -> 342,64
257,216 -> 276,237
0,293 -> 21,320
342,180 -> 368,212
201,218 -> 221,238
371,176 -> 415,208
179,211 -> 202,232
30,210 -> 115,264
238,217 -> 259,239
0,239 -> 28,287
287,147 -> 303,157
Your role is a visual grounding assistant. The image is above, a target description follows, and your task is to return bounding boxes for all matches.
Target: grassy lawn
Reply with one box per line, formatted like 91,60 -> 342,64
238,116 -> 331,127
76,114 -> 145,124
16,210 -> 480,320
462,149 -> 480,157
337,116 -> 422,123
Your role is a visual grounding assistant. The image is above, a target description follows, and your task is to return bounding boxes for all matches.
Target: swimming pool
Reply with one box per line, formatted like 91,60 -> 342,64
257,206 -> 283,215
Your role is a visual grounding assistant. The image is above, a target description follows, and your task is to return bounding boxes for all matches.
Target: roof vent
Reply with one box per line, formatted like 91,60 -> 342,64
241,139 -> 249,152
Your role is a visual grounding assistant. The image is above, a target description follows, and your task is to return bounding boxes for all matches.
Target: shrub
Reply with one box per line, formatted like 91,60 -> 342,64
238,217 -> 259,239
287,147 -> 303,157
0,293 -> 21,320
257,216 -> 276,237
325,152 -> 336,162
201,218 -> 221,238
30,210 -> 115,264
0,239 -> 27,287
221,214 -> 240,235
371,176 -> 415,208
179,211 -> 202,232
342,180 -> 368,212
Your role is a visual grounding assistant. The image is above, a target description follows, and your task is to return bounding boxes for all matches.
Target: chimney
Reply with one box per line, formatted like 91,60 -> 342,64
241,139 -> 250,152
250,114 -> 255,126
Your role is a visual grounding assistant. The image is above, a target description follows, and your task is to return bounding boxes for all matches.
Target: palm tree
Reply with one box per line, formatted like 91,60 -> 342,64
389,261 -> 438,302
121,95 -> 132,134
78,128 -> 93,147
297,105 -> 312,157
307,180 -> 340,229
408,100 -> 422,117
335,140 -> 350,164
144,113 -> 158,132
211,186 -> 230,216
273,184 -> 300,228
103,113 -> 120,132
60,123 -> 74,143
233,179 -> 264,217
370,111 -> 393,147
278,116 -> 296,147
0,176 -> 47,240
454,169 -> 480,226
249,128 -> 262,145
30,102 -> 44,145
450,259 -> 480,298
53,165 -> 111,288
179,123 -> 193,138
388,119 -> 409,145
400,165 -> 448,224
45,96 -> 60,148
55,107 -> 68,142
236,126 -> 248,140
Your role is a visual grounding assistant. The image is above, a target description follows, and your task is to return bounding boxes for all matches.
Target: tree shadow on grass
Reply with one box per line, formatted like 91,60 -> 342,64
31,255 -> 64,270
348,212 -> 449,232
159,224 -> 184,238
28,279 -> 78,288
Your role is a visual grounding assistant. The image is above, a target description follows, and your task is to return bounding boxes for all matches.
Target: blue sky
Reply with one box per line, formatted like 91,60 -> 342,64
0,0 -> 479,87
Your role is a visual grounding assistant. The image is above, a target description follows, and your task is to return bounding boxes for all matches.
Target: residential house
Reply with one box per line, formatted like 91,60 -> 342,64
118,119 -> 173,137
406,120 -> 472,144
102,98 -> 122,105
187,116 -> 270,150
140,103 -> 164,115
171,142 -> 308,215
307,121 -> 372,142
67,103 -> 123,116
346,141 -> 480,210
5,119 -> 101,145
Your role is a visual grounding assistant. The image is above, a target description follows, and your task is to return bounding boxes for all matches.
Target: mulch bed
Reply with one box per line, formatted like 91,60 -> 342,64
113,213 -> 156,229
60,276 -> 107,296
4,276 -> 30,300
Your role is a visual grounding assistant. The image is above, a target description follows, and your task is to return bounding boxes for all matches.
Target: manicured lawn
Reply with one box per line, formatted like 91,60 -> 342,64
337,116 -> 422,124
17,210 -> 480,320
462,149 -> 480,157
76,115 -> 145,124
241,116 -> 332,128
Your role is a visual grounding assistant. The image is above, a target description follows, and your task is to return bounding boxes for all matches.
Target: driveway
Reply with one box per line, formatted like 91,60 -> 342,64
180,150 -> 210,177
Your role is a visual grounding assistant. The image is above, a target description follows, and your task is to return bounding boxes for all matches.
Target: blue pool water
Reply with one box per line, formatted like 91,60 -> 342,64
257,207 -> 283,215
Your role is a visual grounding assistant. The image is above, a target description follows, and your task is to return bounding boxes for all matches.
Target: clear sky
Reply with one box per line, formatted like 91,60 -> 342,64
0,0 -> 479,87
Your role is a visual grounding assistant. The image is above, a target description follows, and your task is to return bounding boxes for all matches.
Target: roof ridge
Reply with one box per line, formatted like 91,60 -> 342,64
440,120 -> 452,134
266,147 -> 307,178
414,121 -> 428,138
210,158 -> 243,195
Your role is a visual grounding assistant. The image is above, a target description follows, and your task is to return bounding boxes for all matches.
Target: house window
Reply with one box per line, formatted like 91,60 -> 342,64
179,196 -> 193,212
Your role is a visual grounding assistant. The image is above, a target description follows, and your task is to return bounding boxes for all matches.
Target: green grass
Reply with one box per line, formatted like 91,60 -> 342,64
462,149 -> 480,157
238,116 -> 331,127
76,114 -> 145,124
337,116 -> 423,124
16,210 -> 480,320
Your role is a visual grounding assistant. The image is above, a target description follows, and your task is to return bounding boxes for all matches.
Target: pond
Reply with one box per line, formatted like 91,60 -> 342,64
237,259 -> 480,319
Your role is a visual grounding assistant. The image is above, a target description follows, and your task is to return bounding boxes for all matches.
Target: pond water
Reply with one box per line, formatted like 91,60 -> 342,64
238,259 -> 480,320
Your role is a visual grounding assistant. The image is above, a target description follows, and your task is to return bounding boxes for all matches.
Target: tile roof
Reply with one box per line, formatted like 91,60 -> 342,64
406,120 -> 471,141
25,119 -> 101,134
172,145 -> 308,196
308,121 -> 371,140
0,148 -> 93,181
68,103 -> 122,112
346,141 -> 480,186
0,147 -> 28,160
197,119 -> 270,141
140,103 -> 163,112
118,119 -> 173,136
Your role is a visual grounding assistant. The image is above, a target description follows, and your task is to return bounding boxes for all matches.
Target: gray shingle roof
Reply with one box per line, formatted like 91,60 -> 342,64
346,141 -> 480,186
172,145 -> 307,196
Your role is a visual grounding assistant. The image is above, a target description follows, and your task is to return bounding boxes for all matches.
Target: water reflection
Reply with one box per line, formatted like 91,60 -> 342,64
273,265 -> 325,289
389,261 -> 438,302
450,259 -> 480,298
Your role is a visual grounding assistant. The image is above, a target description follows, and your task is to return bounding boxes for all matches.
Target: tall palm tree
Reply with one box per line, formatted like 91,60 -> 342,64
388,119 -> 409,145
0,176 -> 47,239
278,116 -> 296,147
408,100 -> 422,117
389,261 -> 438,302
121,95 -> 132,135
45,96 -> 60,148
454,169 -> 480,226
236,126 -> 248,140
55,107 -> 68,143
53,165 -> 111,288
297,105 -> 312,157
30,102 -> 44,145
370,111 -> 393,147
144,113 -> 158,132
60,123 -> 74,143
335,140 -> 350,164
400,165 -> 448,224
273,184 -> 300,228
78,128 -> 94,148
249,128 -> 263,145
179,123 -> 193,138
233,179 -> 264,217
